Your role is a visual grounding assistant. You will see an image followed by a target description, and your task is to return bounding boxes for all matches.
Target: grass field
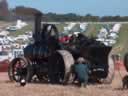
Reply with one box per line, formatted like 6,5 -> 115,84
111,24 -> 128,58
0,71 -> 128,96
85,24 -> 102,37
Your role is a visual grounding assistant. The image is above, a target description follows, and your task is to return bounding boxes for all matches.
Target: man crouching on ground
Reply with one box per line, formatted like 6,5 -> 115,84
73,57 -> 90,87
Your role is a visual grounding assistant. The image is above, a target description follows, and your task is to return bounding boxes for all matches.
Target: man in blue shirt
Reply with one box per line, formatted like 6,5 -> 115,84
73,57 -> 90,87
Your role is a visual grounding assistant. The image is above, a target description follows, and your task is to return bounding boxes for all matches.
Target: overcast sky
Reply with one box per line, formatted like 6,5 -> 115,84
8,0 -> 128,16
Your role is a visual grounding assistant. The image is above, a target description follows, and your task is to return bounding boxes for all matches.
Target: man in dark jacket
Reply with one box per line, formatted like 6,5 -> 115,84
73,57 -> 90,87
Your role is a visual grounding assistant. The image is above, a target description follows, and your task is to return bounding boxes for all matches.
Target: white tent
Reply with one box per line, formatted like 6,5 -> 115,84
64,22 -> 76,31
80,23 -> 88,31
16,19 -> 28,29
111,23 -> 121,33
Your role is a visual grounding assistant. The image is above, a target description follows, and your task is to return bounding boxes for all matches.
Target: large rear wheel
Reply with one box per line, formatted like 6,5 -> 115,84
48,50 -> 75,84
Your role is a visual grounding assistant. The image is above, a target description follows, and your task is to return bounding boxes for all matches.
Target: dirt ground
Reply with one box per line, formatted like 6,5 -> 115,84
0,71 -> 128,96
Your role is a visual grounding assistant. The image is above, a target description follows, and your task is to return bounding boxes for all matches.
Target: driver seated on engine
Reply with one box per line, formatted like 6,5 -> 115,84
73,57 -> 90,87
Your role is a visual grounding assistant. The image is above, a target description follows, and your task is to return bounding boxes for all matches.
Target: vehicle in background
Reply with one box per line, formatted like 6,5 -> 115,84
6,26 -> 17,31
0,51 -> 10,72
0,49 -> 24,72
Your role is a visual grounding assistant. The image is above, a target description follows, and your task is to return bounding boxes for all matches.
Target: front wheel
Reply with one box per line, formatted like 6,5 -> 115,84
8,57 -> 28,82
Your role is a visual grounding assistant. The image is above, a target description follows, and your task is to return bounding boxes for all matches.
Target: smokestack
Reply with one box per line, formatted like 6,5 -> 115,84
0,0 -> 9,19
33,13 -> 42,42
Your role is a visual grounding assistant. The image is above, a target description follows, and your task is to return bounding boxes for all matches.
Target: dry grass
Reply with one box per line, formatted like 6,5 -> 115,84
0,21 -> 12,29
0,71 -> 128,96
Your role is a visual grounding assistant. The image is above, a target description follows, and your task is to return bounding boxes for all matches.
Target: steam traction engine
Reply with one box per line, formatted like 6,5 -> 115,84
8,8 -> 74,83
8,7 -> 115,84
